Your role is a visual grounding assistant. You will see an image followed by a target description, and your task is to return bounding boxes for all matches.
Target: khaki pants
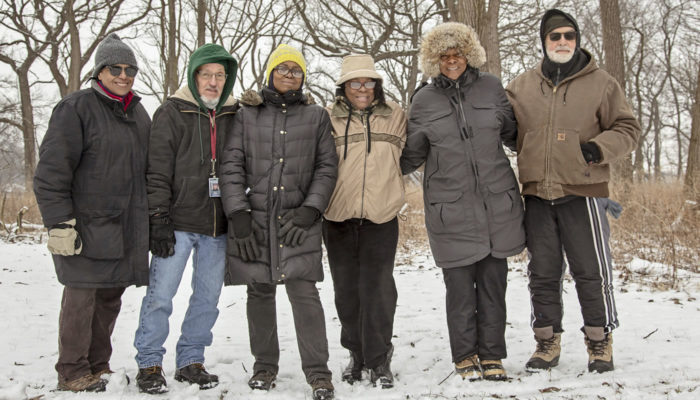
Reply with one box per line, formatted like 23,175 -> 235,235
56,286 -> 125,381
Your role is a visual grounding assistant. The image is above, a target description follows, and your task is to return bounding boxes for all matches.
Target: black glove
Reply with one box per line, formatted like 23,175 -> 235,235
149,214 -> 175,258
277,206 -> 319,247
229,211 -> 261,262
580,142 -> 601,164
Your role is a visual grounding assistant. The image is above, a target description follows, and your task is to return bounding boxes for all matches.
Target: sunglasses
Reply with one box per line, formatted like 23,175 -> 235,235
274,65 -> 304,79
107,65 -> 138,77
346,81 -> 376,90
548,31 -> 576,41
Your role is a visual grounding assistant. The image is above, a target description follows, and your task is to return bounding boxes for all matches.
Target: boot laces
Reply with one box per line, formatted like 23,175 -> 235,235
536,336 -> 557,353
144,366 -> 162,375
588,337 -> 609,356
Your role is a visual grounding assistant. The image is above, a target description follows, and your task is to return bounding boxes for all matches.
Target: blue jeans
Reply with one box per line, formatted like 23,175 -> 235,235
134,231 -> 226,369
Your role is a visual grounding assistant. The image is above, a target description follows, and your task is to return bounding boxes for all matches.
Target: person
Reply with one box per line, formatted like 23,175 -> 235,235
505,9 -> 640,373
220,44 -> 338,400
322,54 -> 406,389
33,33 -> 151,392
400,22 -> 526,382
132,44 -> 238,393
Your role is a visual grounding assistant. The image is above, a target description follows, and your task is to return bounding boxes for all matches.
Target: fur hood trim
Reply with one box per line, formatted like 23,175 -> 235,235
420,22 -> 486,78
239,89 -> 316,107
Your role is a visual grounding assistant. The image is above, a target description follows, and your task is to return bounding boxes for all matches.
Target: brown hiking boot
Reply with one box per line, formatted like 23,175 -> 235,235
248,370 -> 277,391
455,354 -> 482,381
585,328 -> 614,373
526,327 -> 561,372
310,377 -> 334,400
136,366 -> 168,394
57,373 -> 107,392
481,359 -> 507,381
175,363 -> 219,389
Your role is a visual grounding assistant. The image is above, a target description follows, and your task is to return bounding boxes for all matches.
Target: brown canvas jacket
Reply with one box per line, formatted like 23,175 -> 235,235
324,100 -> 406,224
506,50 -> 640,200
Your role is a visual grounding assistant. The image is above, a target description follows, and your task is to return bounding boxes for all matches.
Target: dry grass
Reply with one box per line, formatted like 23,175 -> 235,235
0,190 -> 43,240
397,180 -> 699,289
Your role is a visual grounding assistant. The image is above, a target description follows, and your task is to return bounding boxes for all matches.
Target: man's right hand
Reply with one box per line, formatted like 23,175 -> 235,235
229,211 -> 261,262
149,214 -> 176,258
47,218 -> 82,256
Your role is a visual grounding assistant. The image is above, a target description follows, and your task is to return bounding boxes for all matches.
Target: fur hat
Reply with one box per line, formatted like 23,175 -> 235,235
92,33 -> 138,78
419,22 -> 486,78
335,54 -> 383,85
265,44 -> 307,83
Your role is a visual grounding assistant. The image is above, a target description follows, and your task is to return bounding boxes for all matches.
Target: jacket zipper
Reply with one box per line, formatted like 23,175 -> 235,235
545,85 -> 558,199
360,112 -> 369,221
454,81 -> 480,188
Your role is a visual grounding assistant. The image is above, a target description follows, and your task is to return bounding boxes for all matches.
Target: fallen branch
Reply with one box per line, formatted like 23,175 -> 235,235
643,328 -> 659,339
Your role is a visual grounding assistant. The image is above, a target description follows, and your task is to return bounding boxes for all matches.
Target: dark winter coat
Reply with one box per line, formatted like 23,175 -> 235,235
147,88 -> 237,236
400,68 -> 525,268
220,88 -> 338,284
34,81 -> 151,288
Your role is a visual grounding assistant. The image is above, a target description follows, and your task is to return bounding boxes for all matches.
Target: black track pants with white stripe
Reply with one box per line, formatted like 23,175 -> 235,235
524,195 -> 619,334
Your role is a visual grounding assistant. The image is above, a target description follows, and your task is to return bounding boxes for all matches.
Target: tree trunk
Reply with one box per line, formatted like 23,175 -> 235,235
599,0 -> 634,184
17,71 -> 36,191
684,66 -> 700,197
66,2 -> 83,95
197,0 -> 206,47
446,0 -> 501,78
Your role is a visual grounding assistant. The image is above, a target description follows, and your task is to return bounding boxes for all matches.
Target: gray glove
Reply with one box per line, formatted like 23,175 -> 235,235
277,206 -> 319,247
47,218 -> 82,256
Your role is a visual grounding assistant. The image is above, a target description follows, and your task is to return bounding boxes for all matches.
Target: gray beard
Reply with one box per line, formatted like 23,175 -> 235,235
546,48 -> 574,64
201,96 -> 220,109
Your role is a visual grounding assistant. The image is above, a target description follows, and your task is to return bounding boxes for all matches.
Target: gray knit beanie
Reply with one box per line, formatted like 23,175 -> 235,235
92,33 -> 138,78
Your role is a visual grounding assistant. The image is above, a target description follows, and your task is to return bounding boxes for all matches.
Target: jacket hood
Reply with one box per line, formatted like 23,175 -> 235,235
540,9 -> 581,59
419,22 -> 486,78
187,44 -> 238,112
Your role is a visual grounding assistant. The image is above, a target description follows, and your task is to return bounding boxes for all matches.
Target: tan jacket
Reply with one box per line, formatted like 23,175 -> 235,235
325,100 -> 406,224
506,52 -> 640,200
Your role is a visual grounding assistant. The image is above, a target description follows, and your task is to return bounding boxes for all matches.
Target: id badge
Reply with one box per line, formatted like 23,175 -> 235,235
208,177 -> 221,197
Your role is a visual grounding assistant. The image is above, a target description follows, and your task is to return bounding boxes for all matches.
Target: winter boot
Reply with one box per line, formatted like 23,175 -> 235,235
94,368 -> 130,385
57,373 -> 107,392
526,327 -> 561,372
310,376 -> 335,400
248,370 -> 277,390
369,345 -> 394,389
342,351 -> 364,384
174,363 -> 219,389
136,366 -> 168,394
455,354 -> 482,381
481,359 -> 507,381
584,326 -> 614,373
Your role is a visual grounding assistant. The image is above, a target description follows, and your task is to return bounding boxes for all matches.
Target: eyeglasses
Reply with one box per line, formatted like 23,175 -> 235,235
198,71 -> 227,81
548,31 -> 576,41
346,81 -> 376,90
274,65 -> 304,79
439,53 -> 466,62
107,65 -> 138,77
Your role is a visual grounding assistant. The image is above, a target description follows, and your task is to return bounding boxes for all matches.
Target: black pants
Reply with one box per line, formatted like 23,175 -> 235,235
442,255 -> 508,363
56,286 -> 126,381
322,217 -> 398,369
246,280 -> 331,383
525,196 -> 619,333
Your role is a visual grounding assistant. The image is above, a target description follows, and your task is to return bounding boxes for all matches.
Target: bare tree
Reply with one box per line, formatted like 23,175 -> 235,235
444,0 -> 501,78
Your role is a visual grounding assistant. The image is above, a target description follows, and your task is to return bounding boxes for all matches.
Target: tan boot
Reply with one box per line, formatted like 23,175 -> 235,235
584,326 -> 614,373
57,373 -> 107,392
455,354 -> 482,381
525,327 -> 561,372
481,359 -> 507,381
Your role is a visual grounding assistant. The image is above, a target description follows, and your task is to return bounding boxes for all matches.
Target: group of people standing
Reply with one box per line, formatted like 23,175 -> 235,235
33,8 -> 639,399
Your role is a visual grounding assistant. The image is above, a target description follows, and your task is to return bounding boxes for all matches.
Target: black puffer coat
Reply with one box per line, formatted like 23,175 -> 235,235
401,68 -> 525,268
220,88 -> 338,284
34,82 -> 151,288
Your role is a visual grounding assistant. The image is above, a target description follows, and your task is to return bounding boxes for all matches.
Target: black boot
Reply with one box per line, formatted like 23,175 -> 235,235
136,366 -> 167,394
370,345 -> 394,389
342,351 -> 364,384
174,363 -> 218,389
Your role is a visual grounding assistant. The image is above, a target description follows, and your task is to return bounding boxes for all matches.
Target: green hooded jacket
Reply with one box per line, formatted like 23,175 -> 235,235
187,43 -> 238,112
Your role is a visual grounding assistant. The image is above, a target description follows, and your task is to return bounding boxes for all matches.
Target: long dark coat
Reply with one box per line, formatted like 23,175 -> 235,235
401,68 -> 526,268
34,82 -> 151,288
220,88 -> 338,285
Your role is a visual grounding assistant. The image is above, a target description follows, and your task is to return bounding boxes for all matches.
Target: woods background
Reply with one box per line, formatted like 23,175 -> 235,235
0,0 -> 698,281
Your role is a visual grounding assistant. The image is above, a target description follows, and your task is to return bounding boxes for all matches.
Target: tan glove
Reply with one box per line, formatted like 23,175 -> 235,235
47,218 -> 83,256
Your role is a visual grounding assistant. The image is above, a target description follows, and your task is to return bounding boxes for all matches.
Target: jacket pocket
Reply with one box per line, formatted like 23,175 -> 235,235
517,129 -> 546,183
486,180 -> 523,224
79,209 -> 124,260
425,190 -> 473,234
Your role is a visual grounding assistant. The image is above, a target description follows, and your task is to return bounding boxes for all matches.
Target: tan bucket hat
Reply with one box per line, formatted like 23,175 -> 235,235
335,54 -> 383,85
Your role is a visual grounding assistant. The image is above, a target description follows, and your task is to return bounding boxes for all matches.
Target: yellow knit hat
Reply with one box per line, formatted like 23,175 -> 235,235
265,44 -> 307,83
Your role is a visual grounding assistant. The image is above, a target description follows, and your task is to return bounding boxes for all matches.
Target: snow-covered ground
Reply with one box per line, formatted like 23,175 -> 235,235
0,241 -> 698,399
